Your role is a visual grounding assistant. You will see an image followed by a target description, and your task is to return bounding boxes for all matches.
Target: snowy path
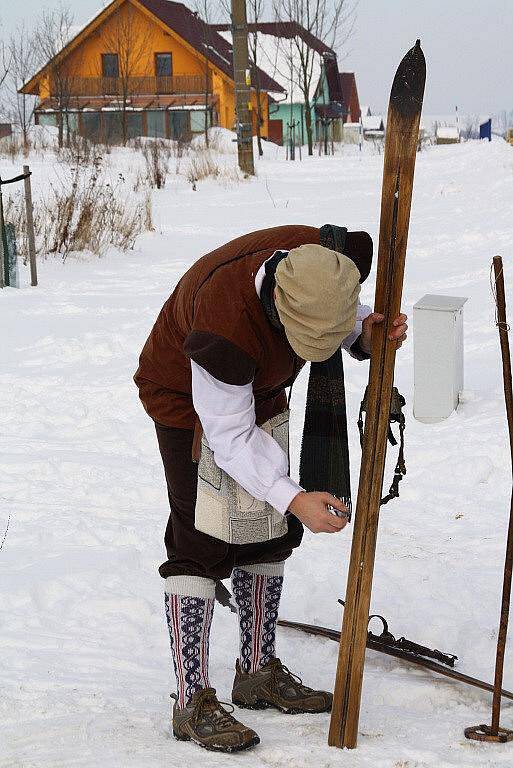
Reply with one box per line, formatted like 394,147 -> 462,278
2,139 -> 513,767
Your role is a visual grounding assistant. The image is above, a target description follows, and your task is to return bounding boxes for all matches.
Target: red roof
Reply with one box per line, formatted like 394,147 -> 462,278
138,0 -> 285,93
339,72 -> 360,122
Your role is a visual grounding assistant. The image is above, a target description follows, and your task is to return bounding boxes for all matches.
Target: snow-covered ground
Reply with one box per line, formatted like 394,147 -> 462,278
2,136 -> 513,767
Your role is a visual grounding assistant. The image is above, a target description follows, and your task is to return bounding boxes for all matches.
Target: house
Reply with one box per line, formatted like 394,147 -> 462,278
435,125 -> 460,145
316,70 -> 361,142
214,21 -> 358,148
0,123 -> 12,139
362,115 -> 385,139
20,0 -> 285,143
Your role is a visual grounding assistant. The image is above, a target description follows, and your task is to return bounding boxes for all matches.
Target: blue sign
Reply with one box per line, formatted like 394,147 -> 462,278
479,119 -> 492,142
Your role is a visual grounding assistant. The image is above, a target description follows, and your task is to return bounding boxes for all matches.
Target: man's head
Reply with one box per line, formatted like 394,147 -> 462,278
274,244 -> 360,362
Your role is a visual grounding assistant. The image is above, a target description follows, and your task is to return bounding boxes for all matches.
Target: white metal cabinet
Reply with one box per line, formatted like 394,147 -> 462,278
413,294 -> 468,423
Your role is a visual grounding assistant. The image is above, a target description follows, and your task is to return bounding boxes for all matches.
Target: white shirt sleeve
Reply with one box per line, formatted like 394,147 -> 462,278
341,301 -> 373,355
191,360 -> 303,516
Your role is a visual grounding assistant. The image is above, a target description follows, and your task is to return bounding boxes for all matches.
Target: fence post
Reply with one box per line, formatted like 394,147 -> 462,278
23,165 -> 37,287
0,182 -> 6,288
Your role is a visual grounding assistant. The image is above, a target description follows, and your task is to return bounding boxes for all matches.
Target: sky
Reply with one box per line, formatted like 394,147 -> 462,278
1,0 -> 512,116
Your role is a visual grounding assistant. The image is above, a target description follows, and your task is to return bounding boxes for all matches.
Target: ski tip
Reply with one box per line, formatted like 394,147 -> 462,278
389,40 -> 426,118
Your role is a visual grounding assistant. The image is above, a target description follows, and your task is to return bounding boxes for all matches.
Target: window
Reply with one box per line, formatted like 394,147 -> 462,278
170,111 -> 190,141
190,110 -> 211,134
82,112 -> 100,142
155,53 -> 172,78
102,53 -> 119,79
147,111 -> 166,138
38,113 -> 58,128
103,112 -> 123,144
127,113 -> 143,139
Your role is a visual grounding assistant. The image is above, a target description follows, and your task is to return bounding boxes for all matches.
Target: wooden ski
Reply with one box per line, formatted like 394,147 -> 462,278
328,41 -> 426,749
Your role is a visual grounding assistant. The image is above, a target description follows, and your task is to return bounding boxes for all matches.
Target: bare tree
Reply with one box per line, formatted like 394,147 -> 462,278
0,38 -> 11,91
99,4 -> 153,146
8,25 -> 37,149
247,0 -> 266,157
194,1 -> 219,148
0,37 -> 12,120
35,6 -> 78,148
273,0 -> 355,155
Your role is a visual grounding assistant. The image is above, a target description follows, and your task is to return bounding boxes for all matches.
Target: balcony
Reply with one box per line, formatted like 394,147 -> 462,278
59,74 -> 212,98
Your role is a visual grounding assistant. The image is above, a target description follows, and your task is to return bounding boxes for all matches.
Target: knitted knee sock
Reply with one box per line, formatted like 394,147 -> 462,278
164,576 -> 215,708
231,562 -> 285,674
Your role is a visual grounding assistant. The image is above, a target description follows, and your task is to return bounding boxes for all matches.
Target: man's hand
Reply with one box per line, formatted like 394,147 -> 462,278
289,491 -> 349,534
360,312 -> 408,355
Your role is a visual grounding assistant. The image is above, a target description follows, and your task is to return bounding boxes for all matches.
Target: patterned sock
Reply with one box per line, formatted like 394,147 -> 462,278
164,575 -> 215,708
231,562 -> 285,674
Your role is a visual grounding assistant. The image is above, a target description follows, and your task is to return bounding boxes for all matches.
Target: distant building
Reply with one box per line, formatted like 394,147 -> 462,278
0,123 -> 12,139
436,125 -> 460,145
362,115 -> 385,140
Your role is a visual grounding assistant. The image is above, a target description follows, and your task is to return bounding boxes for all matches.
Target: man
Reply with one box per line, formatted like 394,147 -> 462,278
134,224 -> 407,753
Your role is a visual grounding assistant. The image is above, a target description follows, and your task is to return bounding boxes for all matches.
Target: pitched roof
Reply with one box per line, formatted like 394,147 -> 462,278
22,0 -> 285,96
215,21 -> 337,105
214,21 -> 334,57
339,73 -> 356,105
128,0 -> 285,93
323,53 -> 343,104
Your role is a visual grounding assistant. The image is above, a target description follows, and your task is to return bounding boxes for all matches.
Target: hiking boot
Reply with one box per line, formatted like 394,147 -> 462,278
172,687 -> 260,753
231,657 -> 333,714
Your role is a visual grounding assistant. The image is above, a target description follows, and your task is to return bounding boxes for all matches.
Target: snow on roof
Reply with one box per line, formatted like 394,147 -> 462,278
218,29 -> 321,104
436,126 -> 460,139
362,116 -> 383,131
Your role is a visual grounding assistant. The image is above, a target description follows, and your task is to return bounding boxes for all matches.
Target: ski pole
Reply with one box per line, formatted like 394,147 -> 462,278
465,255 -> 513,743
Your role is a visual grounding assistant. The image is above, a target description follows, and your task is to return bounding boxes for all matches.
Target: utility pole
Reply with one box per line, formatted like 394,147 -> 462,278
231,0 -> 255,175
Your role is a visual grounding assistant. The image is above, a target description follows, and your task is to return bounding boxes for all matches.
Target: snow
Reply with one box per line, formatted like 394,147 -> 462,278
219,29 -> 322,103
2,135 -> 513,766
437,126 -> 460,140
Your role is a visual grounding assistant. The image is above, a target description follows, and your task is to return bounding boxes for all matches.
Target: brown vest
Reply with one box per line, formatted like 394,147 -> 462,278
134,224 -> 321,430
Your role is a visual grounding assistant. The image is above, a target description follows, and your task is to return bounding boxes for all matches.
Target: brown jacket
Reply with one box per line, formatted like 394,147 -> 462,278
134,225 -> 323,430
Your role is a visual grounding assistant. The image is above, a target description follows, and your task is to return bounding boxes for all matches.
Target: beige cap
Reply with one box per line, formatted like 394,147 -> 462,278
274,244 -> 361,362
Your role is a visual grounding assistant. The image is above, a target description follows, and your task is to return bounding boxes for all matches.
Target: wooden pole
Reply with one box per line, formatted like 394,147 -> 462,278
492,256 -> 513,733
328,41 -> 425,749
491,256 -> 513,733
23,165 -> 37,287
465,257 -> 513,743
0,181 -> 7,288
231,0 -> 255,176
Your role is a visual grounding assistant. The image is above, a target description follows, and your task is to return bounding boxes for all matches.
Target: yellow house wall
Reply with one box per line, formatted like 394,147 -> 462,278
62,1 -> 204,79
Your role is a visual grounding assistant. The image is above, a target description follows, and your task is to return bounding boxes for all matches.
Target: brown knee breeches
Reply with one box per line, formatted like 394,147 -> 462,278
155,423 -> 303,580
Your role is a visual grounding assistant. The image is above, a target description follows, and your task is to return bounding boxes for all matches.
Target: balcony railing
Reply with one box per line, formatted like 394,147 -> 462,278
58,74 -> 212,98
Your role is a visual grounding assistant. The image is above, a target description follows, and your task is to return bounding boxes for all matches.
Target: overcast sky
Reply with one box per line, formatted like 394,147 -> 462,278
1,0 -> 511,116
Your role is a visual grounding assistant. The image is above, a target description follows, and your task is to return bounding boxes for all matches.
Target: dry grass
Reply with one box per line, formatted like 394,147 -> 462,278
140,138 -> 171,189
185,146 -> 242,189
0,133 -> 29,161
5,156 -> 151,260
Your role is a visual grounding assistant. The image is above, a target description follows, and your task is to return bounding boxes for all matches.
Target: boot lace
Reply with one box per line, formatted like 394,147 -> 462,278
191,689 -> 238,730
270,661 -> 306,692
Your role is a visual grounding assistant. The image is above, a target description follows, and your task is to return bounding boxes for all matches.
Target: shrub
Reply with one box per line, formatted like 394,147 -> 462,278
140,138 -> 171,189
4,157 -> 150,259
